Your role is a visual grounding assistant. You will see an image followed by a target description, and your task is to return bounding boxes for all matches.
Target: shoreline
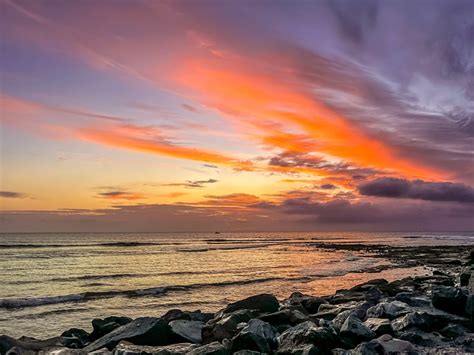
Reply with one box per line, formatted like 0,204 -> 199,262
1,245 -> 473,354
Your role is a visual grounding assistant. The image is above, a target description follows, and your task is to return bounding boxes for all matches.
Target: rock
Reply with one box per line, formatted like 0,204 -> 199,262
231,319 -> 277,353
340,315 -> 375,341
188,341 -> 229,355
366,301 -> 409,320
162,309 -> 214,323
460,267 -> 472,287
0,335 -> 82,353
90,316 -> 132,340
375,334 -> 415,353
277,321 -> 338,353
332,310 -> 354,331
169,320 -> 204,343
349,340 -> 384,355
363,318 -> 393,336
61,328 -> 90,346
391,312 -> 434,332
465,294 -> 474,318
350,279 -> 388,292
393,292 -> 431,307
84,317 -> 171,352
440,323 -> 469,339
233,351 -> 263,355
221,294 -> 279,315
432,286 -> 469,315
285,292 -> 328,314
276,344 -> 321,354
379,277 -> 415,296
399,329 -> 444,347
258,309 -> 308,326
202,309 -> 257,343
315,301 -> 364,320
113,341 -> 197,354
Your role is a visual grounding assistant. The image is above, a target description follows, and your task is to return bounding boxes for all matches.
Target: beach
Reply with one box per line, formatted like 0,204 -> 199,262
1,232 -> 473,354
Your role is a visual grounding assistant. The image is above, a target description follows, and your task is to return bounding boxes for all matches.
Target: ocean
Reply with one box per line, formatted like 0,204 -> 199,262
1,231 -> 473,338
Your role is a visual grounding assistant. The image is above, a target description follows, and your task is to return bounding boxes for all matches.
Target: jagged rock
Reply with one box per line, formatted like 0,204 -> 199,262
202,309 -> 257,343
363,318 -> 393,336
399,329 -> 444,347
379,277 -> 415,296
460,267 -> 472,287
169,320 -> 204,343
277,321 -> 338,353
233,351 -> 263,355
440,323 -> 469,339
113,341 -> 195,354
348,340 -> 384,355
162,309 -> 214,323
340,315 -> 375,341
350,279 -> 388,292
61,328 -> 90,345
315,301 -> 364,320
276,343 -> 321,354
258,308 -> 308,326
221,294 -> 279,315
284,292 -> 328,314
231,319 -> 277,353
84,317 -> 171,352
393,292 -> 431,307
391,312 -> 434,332
188,341 -> 230,355
366,301 -> 409,320
432,286 -> 469,315
332,310 -> 355,331
374,334 -> 416,353
90,316 -> 132,340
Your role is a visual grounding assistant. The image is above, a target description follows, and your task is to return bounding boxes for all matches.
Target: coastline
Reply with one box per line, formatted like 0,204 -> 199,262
1,244 -> 473,354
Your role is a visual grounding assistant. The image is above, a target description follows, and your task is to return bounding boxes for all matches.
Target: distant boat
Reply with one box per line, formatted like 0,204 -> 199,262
214,231 -> 221,234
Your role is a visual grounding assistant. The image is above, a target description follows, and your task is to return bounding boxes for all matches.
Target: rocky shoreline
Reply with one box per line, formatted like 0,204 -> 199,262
1,246 -> 473,355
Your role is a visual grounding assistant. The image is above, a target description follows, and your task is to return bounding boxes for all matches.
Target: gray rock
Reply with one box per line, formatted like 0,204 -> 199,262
366,301 -> 409,320
258,309 -> 308,326
0,335 -> 82,353
169,320 -> 204,343
439,323 -> 469,339
276,343 -> 321,354
90,316 -> 132,341
277,321 -> 338,353
363,318 -> 393,336
113,341 -> 196,354
231,319 -> 277,353
340,315 -> 375,341
202,309 -> 257,343
391,312 -> 433,332
399,329 -> 444,347
348,341 -> 384,355
162,309 -> 214,323
465,294 -> 474,318
84,317 -> 171,352
221,294 -> 279,315
188,341 -> 229,355
374,334 -> 415,353
460,267 -> 472,287
432,286 -> 468,315
285,292 -> 328,314
315,301 -> 363,320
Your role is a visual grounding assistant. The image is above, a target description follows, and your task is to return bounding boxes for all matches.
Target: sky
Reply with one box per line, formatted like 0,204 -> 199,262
0,0 -> 473,232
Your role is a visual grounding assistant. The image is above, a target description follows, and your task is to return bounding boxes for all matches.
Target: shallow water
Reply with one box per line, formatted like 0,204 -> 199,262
1,231 -> 473,338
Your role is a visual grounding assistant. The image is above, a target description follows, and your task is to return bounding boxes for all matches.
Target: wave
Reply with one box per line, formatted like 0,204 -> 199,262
0,276 -> 307,309
0,242 -> 172,250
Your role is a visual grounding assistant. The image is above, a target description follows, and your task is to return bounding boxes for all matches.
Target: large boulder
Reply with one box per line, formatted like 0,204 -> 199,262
90,316 -> 132,340
202,309 -> 257,343
357,334 -> 415,354
363,318 -> 393,336
315,301 -> 364,320
221,294 -> 279,315
391,312 -> 434,332
340,315 -> 376,341
366,301 -> 409,320
432,286 -> 468,315
162,309 -> 214,324
0,335 -> 82,353
231,319 -> 277,353
277,321 -> 338,353
284,292 -> 328,314
169,320 -> 204,344
83,317 -> 171,352
258,309 -> 308,327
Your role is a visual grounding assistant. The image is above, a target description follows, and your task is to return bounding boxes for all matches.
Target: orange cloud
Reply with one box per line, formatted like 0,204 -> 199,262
175,60 -> 446,180
97,191 -> 145,200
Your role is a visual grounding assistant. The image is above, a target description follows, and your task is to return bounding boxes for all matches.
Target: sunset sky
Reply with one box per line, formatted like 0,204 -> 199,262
1,0 -> 473,232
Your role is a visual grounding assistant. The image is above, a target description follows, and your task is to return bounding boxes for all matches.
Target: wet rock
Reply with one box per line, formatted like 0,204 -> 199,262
340,315 -> 375,341
258,308 -> 308,326
84,317 -> 171,352
90,316 -> 132,340
221,294 -> 279,315
277,321 -> 338,353
363,318 -> 393,336
432,286 -> 468,315
202,309 -> 257,343
231,319 -> 277,353
169,320 -> 204,344
366,301 -> 409,320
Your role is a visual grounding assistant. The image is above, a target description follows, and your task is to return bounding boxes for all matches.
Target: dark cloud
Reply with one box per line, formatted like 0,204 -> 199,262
319,184 -> 336,190
97,191 -> 144,200
164,178 -> 218,188
0,191 -> 26,198
359,178 -> 474,203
